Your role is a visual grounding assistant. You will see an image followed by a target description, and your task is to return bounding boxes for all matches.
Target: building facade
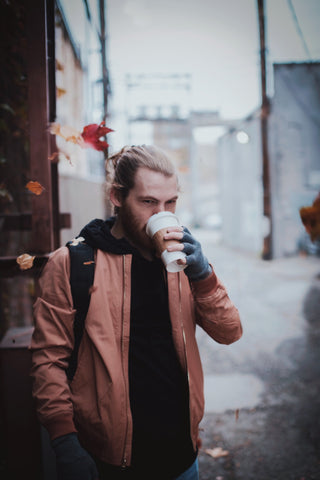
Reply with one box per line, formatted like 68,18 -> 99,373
217,62 -> 320,258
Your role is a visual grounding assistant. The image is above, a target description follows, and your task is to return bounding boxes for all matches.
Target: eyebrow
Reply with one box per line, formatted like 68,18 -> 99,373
138,195 -> 178,202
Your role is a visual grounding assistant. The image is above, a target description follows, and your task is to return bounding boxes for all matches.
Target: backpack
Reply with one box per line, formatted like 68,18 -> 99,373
65,240 -> 95,381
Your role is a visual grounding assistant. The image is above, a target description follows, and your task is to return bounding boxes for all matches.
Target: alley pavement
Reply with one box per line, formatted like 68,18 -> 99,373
194,229 -> 320,480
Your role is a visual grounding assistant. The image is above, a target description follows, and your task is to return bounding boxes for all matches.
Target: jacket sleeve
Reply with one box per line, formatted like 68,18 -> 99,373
190,266 -> 243,344
30,246 -> 78,440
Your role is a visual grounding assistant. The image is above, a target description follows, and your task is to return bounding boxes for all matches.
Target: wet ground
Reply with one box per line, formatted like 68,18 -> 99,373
194,231 -> 320,480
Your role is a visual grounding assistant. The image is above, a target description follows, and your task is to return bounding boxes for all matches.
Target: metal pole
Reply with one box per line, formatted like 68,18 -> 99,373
257,0 -> 272,259
99,0 -> 109,123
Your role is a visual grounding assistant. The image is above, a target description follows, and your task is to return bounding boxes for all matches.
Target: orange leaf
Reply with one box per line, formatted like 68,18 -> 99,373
48,152 -> 60,162
16,254 -> 35,270
83,260 -> 95,265
49,122 -> 81,145
56,59 -> 64,71
26,181 -> 45,195
300,193 -> 320,241
57,87 -> 67,98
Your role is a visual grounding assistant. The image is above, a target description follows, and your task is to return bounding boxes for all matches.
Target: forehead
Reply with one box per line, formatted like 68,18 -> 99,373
133,168 -> 178,197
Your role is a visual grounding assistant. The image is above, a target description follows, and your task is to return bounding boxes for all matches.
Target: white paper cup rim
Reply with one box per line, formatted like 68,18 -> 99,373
146,211 -> 180,237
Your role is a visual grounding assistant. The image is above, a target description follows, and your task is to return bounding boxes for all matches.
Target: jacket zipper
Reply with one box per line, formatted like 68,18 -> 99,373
121,254 -> 129,468
178,272 -> 189,374
178,273 -> 194,448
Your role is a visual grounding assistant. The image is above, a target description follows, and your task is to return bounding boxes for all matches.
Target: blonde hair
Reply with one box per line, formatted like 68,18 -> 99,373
106,145 -> 177,206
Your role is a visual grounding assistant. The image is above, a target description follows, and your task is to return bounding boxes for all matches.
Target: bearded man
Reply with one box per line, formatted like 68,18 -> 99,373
30,145 -> 242,480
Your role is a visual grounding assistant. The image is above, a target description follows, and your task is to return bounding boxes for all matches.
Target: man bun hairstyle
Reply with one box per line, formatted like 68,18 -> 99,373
106,145 -> 177,210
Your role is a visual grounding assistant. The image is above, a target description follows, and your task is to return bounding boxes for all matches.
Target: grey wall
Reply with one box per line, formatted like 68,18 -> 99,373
59,175 -> 107,246
269,62 -> 320,257
217,116 -> 264,254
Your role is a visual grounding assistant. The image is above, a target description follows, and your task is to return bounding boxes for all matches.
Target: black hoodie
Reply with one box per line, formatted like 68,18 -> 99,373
80,218 -> 196,478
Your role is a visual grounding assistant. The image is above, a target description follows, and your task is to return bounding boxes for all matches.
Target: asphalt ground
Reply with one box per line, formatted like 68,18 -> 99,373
193,230 -> 320,480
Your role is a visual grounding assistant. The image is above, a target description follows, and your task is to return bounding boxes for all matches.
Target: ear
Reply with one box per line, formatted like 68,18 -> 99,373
110,186 -> 122,208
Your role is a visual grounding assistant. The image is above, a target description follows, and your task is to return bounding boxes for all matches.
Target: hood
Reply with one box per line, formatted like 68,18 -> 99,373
79,217 -> 137,255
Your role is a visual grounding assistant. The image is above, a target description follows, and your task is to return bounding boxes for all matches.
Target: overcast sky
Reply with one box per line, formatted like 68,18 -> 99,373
106,0 -> 320,122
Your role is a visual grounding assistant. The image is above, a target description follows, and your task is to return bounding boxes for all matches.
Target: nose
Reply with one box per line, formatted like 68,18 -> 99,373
153,203 -> 166,214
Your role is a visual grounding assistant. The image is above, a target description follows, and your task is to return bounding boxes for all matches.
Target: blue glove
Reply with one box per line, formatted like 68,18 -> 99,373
182,227 -> 212,281
52,433 -> 98,480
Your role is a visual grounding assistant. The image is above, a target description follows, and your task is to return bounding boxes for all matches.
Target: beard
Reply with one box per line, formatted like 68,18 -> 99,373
119,202 -> 155,256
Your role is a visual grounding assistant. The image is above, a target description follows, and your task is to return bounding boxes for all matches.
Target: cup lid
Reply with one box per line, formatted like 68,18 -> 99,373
146,211 -> 180,237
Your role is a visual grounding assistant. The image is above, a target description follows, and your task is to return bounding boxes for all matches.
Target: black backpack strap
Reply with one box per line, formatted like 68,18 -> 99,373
65,239 -> 95,381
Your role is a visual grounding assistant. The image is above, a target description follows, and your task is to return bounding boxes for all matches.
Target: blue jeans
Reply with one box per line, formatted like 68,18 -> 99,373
95,456 -> 199,480
175,458 -> 199,480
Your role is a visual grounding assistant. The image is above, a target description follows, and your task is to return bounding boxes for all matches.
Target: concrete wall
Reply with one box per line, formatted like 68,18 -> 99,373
217,116 -> 264,254
269,62 -> 320,257
59,175 -> 107,247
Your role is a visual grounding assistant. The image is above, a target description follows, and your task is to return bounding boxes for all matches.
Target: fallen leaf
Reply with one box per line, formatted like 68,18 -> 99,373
300,192 -> 320,242
26,181 -> 45,196
79,121 -> 113,151
48,152 -> 60,161
83,260 -> 95,265
205,447 -> 229,459
49,122 -> 81,145
16,254 -> 35,270
70,237 -> 85,246
57,87 -> 67,98
56,59 -> 64,71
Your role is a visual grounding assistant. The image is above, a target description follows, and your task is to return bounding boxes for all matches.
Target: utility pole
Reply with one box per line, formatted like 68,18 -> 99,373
257,0 -> 272,259
99,0 -> 109,123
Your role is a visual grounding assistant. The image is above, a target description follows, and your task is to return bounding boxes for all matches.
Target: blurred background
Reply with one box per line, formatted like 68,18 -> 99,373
0,0 -> 320,479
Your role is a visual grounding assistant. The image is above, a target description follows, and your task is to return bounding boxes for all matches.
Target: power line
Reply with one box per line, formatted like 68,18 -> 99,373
287,0 -> 312,59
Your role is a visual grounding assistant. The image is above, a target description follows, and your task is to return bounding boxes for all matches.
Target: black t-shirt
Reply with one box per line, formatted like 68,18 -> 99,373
129,254 -> 196,478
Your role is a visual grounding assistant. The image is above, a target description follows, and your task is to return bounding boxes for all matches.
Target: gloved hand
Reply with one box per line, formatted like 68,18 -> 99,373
51,433 -> 99,480
181,227 -> 212,281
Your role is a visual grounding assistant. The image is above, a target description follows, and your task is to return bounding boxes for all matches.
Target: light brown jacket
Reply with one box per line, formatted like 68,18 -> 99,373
30,246 -> 242,466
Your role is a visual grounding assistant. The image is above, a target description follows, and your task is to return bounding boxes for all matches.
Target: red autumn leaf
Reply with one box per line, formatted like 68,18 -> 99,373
79,122 -> 113,151
26,181 -> 45,196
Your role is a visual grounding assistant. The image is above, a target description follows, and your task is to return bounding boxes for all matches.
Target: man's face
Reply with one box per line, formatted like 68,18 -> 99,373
117,167 -> 179,255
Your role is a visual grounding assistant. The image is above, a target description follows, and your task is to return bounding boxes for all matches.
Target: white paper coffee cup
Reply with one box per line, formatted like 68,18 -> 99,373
146,211 -> 187,273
